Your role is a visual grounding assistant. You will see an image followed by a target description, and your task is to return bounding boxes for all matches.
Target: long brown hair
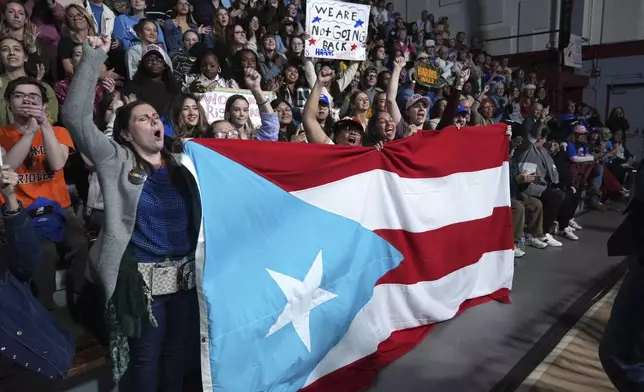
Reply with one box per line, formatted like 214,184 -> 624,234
212,7 -> 229,40
168,93 -> 209,152
0,0 -> 39,54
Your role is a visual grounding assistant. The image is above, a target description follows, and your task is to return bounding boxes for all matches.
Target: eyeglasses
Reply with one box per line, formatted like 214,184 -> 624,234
67,13 -> 85,21
214,130 -> 240,139
11,92 -> 42,102
276,107 -> 292,114
366,73 -> 377,78
234,30 -> 245,35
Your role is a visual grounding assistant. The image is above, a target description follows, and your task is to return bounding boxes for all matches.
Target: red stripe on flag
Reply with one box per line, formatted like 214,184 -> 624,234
301,288 -> 511,392
376,207 -> 514,285
192,124 -> 509,192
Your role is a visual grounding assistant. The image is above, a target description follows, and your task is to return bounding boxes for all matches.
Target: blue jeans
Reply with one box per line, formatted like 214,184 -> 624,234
119,289 -> 198,392
599,259 -> 644,391
589,164 -> 605,204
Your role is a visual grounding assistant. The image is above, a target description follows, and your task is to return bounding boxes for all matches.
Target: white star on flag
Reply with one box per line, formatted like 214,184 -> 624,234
266,250 -> 337,352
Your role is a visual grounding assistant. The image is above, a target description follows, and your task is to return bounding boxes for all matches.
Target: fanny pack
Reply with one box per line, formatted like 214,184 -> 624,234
137,254 -> 196,296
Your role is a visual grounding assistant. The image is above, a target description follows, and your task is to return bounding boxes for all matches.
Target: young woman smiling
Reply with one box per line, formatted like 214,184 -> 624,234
167,92 -> 209,152
223,68 -> 279,141
61,34 -> 201,391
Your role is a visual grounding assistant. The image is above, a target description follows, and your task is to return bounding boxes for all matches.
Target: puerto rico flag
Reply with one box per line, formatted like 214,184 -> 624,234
181,123 -> 514,392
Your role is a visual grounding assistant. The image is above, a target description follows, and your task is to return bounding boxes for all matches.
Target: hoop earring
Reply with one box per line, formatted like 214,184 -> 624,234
217,67 -> 221,73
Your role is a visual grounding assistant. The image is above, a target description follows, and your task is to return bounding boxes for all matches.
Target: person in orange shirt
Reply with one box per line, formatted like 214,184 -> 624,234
0,76 -> 88,311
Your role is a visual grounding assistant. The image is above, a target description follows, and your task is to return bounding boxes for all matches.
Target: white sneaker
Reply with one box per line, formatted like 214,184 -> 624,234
558,226 -> 579,241
569,219 -> 582,231
526,236 -> 548,249
514,247 -> 526,258
540,233 -> 563,247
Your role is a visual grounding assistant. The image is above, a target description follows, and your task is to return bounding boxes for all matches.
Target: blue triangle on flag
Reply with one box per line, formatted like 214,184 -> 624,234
184,141 -> 404,391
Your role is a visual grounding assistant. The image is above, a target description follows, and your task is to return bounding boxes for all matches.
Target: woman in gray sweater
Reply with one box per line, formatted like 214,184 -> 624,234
61,35 -> 201,391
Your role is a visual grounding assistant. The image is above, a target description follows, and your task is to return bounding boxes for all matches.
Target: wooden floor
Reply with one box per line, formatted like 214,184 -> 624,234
518,282 -> 620,392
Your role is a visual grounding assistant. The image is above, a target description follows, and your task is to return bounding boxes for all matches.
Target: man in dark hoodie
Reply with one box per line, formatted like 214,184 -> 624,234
600,169 -> 644,391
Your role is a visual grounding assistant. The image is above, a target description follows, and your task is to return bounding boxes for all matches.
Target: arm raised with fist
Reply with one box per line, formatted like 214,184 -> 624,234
244,67 -> 279,141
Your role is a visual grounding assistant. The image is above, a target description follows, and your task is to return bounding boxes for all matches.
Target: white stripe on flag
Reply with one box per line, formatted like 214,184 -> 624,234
291,163 -> 510,232
304,249 -> 514,387
180,153 -> 214,392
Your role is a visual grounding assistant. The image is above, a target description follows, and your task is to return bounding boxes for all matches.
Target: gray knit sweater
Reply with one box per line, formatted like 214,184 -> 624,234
61,43 -> 204,303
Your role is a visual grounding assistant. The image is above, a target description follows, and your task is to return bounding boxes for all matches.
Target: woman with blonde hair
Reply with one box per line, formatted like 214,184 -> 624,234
0,0 -> 39,55
58,4 -> 96,76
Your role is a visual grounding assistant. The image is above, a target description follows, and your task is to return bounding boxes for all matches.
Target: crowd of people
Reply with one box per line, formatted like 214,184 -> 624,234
0,0 -> 638,390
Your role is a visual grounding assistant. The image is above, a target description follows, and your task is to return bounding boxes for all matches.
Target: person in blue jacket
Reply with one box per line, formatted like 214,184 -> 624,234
112,0 -> 167,51
0,164 -> 75,380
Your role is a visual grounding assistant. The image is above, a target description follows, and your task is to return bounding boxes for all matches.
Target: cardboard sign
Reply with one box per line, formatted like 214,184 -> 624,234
198,89 -> 276,128
305,0 -> 370,61
415,65 -> 439,87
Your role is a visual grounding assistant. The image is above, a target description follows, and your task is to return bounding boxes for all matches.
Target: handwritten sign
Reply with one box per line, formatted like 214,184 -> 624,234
305,0 -> 370,61
563,34 -> 582,68
415,65 -> 439,87
197,88 -> 276,128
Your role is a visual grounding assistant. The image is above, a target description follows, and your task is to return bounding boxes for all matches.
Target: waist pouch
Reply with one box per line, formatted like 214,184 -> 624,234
137,254 -> 196,296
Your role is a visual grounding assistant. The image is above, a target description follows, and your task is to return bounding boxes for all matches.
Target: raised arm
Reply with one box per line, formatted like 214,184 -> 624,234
303,57 -> 318,88
61,36 -> 121,167
335,61 -> 360,93
303,69 -> 334,144
245,68 -> 278,141
437,68 -> 470,130
386,56 -> 406,125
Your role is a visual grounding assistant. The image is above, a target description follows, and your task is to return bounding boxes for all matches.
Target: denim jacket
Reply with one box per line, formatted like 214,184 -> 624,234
0,205 -> 75,379
163,20 -> 198,55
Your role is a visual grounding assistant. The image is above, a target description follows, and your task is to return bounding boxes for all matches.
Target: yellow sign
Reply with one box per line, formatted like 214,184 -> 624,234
416,65 -> 438,87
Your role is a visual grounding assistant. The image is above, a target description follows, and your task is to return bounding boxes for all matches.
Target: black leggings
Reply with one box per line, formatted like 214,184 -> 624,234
539,188 -> 582,233
558,189 -> 582,227
539,189 -> 564,233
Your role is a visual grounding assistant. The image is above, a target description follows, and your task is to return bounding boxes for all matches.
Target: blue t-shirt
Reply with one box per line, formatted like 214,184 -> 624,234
130,167 -> 195,263
89,3 -> 103,34
567,142 -> 588,158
